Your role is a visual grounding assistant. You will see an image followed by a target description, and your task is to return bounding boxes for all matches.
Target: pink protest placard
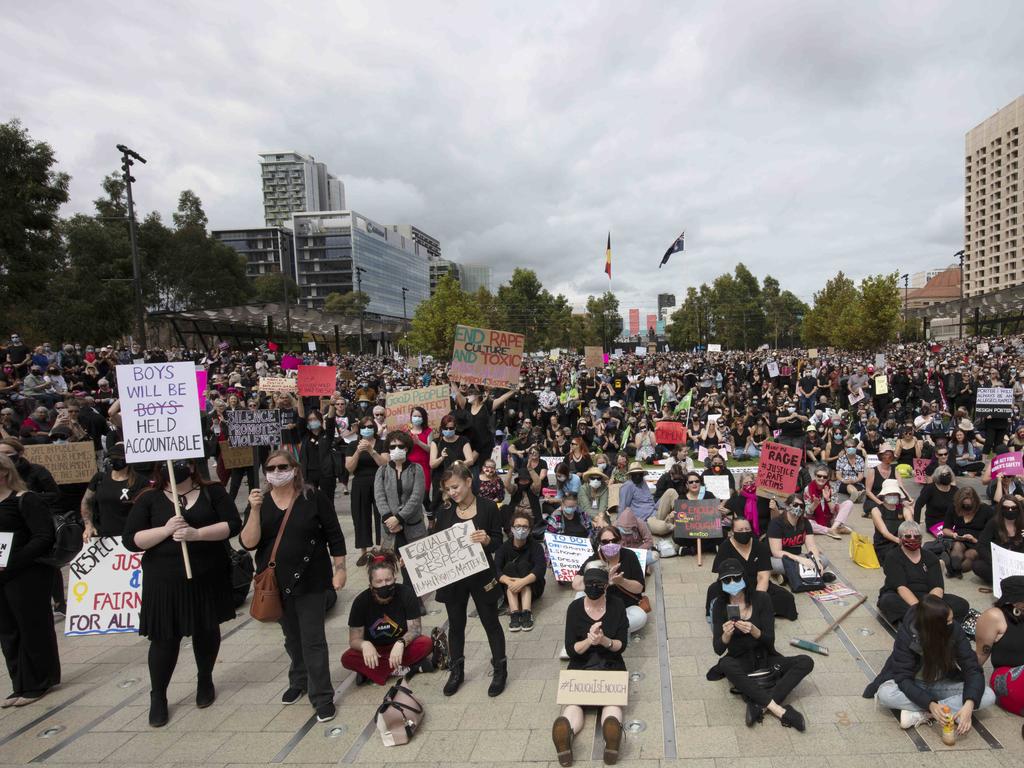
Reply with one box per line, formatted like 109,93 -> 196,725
195,369 -> 208,409
990,451 -> 1024,477
281,354 -> 301,371
912,458 -> 930,484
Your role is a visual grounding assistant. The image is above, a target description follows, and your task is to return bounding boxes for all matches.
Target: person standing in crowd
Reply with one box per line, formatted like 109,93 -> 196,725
299,405 -> 337,502
344,416 -> 387,560
374,430 -> 427,576
80,443 -> 146,539
572,526 -> 647,634
406,406 -> 433,512
428,414 -> 474,511
239,450 -> 346,722
974,576 -> 1024,720
877,521 -> 969,624
434,463 -> 507,697
495,511 -> 546,632
0,454 -> 59,707
453,385 -> 514,485
123,459 -> 240,727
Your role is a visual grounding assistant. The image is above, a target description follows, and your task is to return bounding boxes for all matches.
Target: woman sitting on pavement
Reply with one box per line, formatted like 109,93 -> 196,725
766,493 -> 828,577
708,558 -> 812,731
613,507 -> 653,557
803,462 -> 853,539
864,594 -> 995,731
877,521 -> 970,624
870,478 -> 915,566
545,491 -> 594,539
706,516 -> 797,621
913,466 -> 957,536
577,467 -> 610,528
975,575 -> 1024,720
552,562 -> 627,767
572,525 -> 647,634
495,511 -> 546,632
649,463 -> 688,537
341,550 -> 434,685
940,486 -> 992,578
974,497 -> 1024,587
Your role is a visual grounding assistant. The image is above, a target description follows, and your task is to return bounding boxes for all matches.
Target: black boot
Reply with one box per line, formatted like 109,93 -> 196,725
488,657 -> 507,697
196,675 -> 216,709
443,657 -> 465,696
149,692 -> 169,728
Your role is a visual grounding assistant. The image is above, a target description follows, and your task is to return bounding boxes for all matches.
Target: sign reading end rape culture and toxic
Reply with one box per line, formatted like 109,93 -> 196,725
450,324 -> 525,389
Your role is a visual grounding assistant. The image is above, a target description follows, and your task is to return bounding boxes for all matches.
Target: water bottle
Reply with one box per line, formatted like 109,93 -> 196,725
941,705 -> 956,746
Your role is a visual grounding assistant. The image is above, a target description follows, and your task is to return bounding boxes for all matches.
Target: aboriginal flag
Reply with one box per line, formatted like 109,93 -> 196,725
605,232 -> 612,278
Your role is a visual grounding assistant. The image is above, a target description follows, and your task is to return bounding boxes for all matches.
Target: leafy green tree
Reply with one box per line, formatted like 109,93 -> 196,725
802,271 -> 901,348
252,273 -> 300,304
408,275 -> 485,357
323,290 -> 371,317
496,268 -> 571,352
856,273 -> 902,348
667,286 -> 709,350
171,190 -> 208,230
473,287 -> 505,329
585,292 -> 623,350
802,272 -> 859,346
761,275 -> 809,348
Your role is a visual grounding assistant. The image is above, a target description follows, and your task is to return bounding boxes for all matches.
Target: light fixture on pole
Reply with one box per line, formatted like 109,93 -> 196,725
355,266 -> 366,354
954,249 -> 965,339
900,273 -> 909,336
117,144 -> 148,349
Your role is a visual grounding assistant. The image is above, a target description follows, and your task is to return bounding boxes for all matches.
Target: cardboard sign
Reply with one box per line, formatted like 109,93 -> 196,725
23,442 -> 96,485
654,421 -> 686,445
226,409 -> 282,447
807,348 -> 818,359
65,536 -> 142,636
220,443 -> 254,469
755,441 -> 802,499
703,474 -> 731,499
297,365 -> 337,396
259,376 -> 297,394
707,343 -> 722,353
0,531 -> 12,568
766,361 -> 780,378
450,324 -> 525,388
398,522 -> 489,597
991,543 -> 1024,598
280,354 -> 301,370
977,342 -> 990,354
584,346 -> 604,368
116,362 -> 204,463
976,387 -> 1014,418
990,451 -> 1024,477
557,670 -> 629,706
544,533 -> 594,582
912,458 -> 931,484
673,499 -> 723,539
338,369 -> 356,381
874,375 -> 888,395
385,385 -> 450,430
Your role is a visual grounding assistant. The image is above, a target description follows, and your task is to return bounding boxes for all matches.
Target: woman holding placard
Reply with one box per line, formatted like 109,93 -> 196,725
123,459 -> 240,727
0,454 -> 60,707
435,462 -> 507,697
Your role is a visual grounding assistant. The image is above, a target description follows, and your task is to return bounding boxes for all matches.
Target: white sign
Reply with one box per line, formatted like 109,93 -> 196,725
766,362 -> 780,378
848,389 -> 866,406
703,474 -> 731,499
707,344 -> 722,353
0,531 -> 12,568
635,346 -> 647,357
308,341 -> 316,351
398,522 -> 489,597
874,353 -> 886,368
991,543 -> 1024,599
545,533 -> 593,582
866,454 -> 881,468
976,387 -> 1014,418
65,537 -> 142,636
977,342 -> 990,354
116,362 -> 204,462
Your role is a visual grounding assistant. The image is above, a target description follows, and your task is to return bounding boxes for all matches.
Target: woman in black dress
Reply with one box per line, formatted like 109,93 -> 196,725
435,462 -> 507,697
123,459 -> 240,727
344,416 -> 387,560
428,413 -> 474,512
80,442 -> 147,539
298,406 -> 336,502
0,454 -> 59,707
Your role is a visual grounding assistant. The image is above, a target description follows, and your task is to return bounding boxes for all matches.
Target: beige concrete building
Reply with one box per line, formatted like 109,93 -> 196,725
963,95 -> 1023,297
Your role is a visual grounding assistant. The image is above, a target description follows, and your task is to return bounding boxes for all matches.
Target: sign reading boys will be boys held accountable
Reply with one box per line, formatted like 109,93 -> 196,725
450,324 -> 525,389
65,536 -> 142,636
115,362 -> 204,463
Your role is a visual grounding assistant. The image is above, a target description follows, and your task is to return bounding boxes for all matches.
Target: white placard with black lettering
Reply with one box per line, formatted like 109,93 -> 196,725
116,362 -> 204,462
975,387 -> 1013,418
0,531 -> 12,568
398,522 -> 489,597
991,543 -> 1024,598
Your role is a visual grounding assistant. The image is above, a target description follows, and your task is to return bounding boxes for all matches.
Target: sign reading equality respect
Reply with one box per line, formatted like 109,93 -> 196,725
450,324 -> 525,389
226,409 -> 282,448
384,385 -> 451,430
23,442 -> 96,484
755,441 -> 802,499
116,362 -> 204,463
65,536 -> 142,636
673,500 -> 723,539
399,522 -> 489,597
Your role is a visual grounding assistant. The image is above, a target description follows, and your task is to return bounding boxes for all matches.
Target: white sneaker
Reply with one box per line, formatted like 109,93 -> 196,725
559,646 -> 569,661
899,709 -> 930,729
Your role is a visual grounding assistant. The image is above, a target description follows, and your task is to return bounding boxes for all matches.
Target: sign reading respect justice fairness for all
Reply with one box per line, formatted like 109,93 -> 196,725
450,324 -> 525,389
116,362 -> 204,463
65,537 -> 142,636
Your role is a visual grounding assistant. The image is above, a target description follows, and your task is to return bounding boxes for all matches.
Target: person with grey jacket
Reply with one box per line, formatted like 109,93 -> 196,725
374,430 -> 427,556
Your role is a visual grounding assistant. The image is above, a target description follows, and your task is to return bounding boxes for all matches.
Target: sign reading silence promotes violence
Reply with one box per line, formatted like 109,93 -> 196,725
755,441 -> 802,499
450,324 -> 525,389
226,409 -> 283,448
384,385 -> 451,431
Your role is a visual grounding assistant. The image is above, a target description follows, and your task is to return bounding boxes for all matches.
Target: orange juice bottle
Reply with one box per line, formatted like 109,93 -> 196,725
940,705 -> 956,746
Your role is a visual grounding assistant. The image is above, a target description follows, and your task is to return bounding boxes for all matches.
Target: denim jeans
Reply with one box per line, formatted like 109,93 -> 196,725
875,678 -> 996,713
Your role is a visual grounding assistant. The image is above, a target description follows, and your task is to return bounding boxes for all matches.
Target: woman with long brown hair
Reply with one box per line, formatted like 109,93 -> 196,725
123,458 -> 240,727
974,496 -> 1024,585
240,449 -> 346,722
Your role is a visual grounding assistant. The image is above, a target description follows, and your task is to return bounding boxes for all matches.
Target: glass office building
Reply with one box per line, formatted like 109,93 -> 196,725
212,227 -> 296,280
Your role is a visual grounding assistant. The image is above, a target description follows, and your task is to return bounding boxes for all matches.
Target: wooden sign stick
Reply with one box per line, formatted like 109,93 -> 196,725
166,459 -> 194,580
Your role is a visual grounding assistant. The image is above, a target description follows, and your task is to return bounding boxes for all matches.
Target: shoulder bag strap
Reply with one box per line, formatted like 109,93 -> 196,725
268,493 -> 299,568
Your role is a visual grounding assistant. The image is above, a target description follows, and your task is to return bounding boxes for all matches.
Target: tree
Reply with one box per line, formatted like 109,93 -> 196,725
172,190 -> 208,230
585,292 -> 623,350
761,275 -> 809,348
324,290 -> 370,317
252,273 -> 300,304
802,272 -> 859,346
856,273 -> 902,348
802,271 -> 901,349
667,286 -> 709,351
407,275 -> 485,357
496,268 -> 573,351
0,119 -> 70,331
473,287 -> 505,329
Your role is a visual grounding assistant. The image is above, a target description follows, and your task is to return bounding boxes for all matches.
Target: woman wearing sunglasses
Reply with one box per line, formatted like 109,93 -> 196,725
374,430 -> 426,570
803,462 -> 853,540
240,450 -> 347,723
572,526 -> 647,634
973,496 -> 1023,586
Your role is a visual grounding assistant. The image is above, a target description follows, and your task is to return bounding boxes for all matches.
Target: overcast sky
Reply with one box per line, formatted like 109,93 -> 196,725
3,1 -> 1022,314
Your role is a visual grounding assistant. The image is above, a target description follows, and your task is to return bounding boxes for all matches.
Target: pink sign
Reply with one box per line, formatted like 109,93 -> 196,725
603,353 -> 610,364
195,369 -> 208,409
912,458 -> 930,484
281,355 -> 301,371
991,451 -> 1024,477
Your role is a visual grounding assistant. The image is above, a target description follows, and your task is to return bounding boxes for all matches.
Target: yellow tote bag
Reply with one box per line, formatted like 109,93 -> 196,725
849,531 -> 880,569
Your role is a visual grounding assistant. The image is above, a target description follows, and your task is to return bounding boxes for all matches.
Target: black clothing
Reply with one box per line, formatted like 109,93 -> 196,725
580,548 -> 645,608
344,439 -> 385,549
766,515 -> 812,555
878,548 -> 968,623
348,583 -> 422,646
494,538 -> 547,599
723,494 -> 772,539
564,594 -> 629,671
299,418 -> 336,485
942,505 -> 993,541
974,518 -> 1024,584
87,471 -> 147,537
990,614 -> 1024,669
913,484 -> 956,532
872,504 -> 903,566
708,538 -> 797,620
464,401 -> 495,467
15,460 -> 60,511
280,590 -> 333,707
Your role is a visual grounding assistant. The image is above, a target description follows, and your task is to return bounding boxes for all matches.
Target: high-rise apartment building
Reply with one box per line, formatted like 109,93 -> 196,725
428,258 -> 462,294
459,264 -> 492,293
212,227 -> 295,280
963,96 -> 1023,297
392,224 -> 442,262
628,308 -> 640,336
259,152 -> 345,228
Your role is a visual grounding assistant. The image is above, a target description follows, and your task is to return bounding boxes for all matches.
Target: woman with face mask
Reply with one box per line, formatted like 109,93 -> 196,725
341,550 -> 433,685
406,406 -> 433,513
914,465 -> 957,534
80,443 -> 146,540
614,507 -> 653,552
572,526 -> 647,634
546,491 -> 593,539
869,477 -> 916,566
495,512 -> 546,632
633,418 -> 656,463
578,467 -> 610,528
240,450 -> 346,721
123,459 -> 241,727
864,442 -> 901,517
298,406 -> 337,502
974,497 -> 1024,585
866,594 -> 994,732
428,415 -> 474,513
722,473 -> 772,538
552,563 -> 628,766
373,430 -> 426,563
974,575 -> 1024,721
940,486 -> 992,578
803,462 -> 853,539
344,417 -> 388,560
707,517 -> 797,621
767,494 -> 828,576
618,462 -> 658,531
709,558 -> 812,731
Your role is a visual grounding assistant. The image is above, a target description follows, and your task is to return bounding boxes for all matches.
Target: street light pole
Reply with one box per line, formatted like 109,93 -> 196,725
355,266 -> 366,354
118,144 -> 148,349
954,249 -> 965,339
900,273 -> 909,337
401,286 -> 408,356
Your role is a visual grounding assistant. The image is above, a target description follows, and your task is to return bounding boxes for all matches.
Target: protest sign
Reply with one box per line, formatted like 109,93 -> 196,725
541,455 -> 564,473
807,348 -> 818,359
603,353 -> 610,364
913,458 -> 931,484
338,369 -> 356,381
635,346 -> 647,357
874,375 -> 888,395
220,443 -> 254,469
584,346 -> 604,368
673,500 -> 723,538
654,421 -> 686,445
544,533 -> 594,582
707,343 -> 722,353
226,409 -> 282,447
990,451 -> 1024,477
0,531 -> 12,568
259,376 -> 297,394
755,441 -> 802,499
703,474 -> 731,500
976,387 -> 1014,418
557,670 -> 629,706
607,482 -> 621,509
399,522 -> 489,597
450,324 -> 525,388
874,353 -> 886,368
384,385 -> 450,430
196,368 -> 208,409
280,354 -> 301,370
992,543 -> 1024,598
23,442 -> 96,484
116,362 -> 204,463
549,350 -> 560,361
977,342 -> 990,354
65,536 -> 142,636
647,343 -> 657,355
766,361 -> 780,378
308,341 -> 316,352
629,547 -> 650,572
848,389 -> 866,406
866,454 -> 881,469
297,365 -> 337,396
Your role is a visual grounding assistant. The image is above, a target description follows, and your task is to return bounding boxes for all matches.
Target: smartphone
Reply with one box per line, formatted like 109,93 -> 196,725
727,605 -> 741,622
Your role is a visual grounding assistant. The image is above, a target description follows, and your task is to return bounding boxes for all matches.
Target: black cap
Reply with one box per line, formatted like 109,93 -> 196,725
998,575 -> 1024,604
717,558 -> 744,581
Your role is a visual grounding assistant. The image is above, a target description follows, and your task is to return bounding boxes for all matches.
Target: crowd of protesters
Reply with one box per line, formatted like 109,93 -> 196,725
2,330 -> 1024,757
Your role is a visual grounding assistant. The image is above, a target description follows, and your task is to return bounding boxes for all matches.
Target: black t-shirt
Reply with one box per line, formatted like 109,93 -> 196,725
581,548 -> 645,607
798,375 -> 817,394
347,583 -> 422,647
88,471 -> 148,537
712,538 -> 771,581
881,548 -> 943,598
766,515 -> 812,554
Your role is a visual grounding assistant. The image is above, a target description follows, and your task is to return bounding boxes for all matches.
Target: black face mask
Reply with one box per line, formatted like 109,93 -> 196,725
584,584 -> 606,600
631,474 -> 645,486
733,530 -> 753,545
171,461 -> 192,484
372,584 -> 397,601
110,457 -> 128,471
1003,509 -> 1020,521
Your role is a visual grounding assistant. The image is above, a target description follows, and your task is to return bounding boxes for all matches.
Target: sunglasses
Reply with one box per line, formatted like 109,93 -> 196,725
720,575 -> 743,585
388,445 -> 403,450
599,538 -> 618,544
901,535 -> 922,541
1002,505 -> 1017,512
686,480 -> 700,486
266,463 -> 290,472
815,474 -> 828,480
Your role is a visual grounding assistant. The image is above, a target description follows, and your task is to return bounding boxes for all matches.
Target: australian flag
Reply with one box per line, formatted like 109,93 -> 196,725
659,230 -> 685,268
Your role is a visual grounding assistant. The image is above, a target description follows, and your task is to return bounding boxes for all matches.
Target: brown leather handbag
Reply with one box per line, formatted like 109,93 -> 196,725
249,496 -> 297,622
